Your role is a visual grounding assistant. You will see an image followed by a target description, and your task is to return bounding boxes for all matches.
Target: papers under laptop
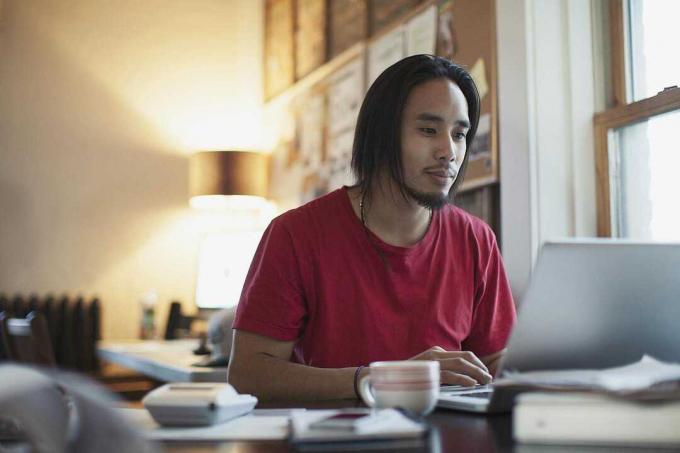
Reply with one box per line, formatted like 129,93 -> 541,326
437,240 -> 680,413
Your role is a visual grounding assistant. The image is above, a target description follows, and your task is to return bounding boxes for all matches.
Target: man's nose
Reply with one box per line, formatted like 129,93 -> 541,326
436,136 -> 456,162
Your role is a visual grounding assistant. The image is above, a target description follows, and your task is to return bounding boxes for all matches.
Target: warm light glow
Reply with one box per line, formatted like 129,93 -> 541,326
195,232 -> 264,309
31,0 -> 267,154
189,195 -> 269,211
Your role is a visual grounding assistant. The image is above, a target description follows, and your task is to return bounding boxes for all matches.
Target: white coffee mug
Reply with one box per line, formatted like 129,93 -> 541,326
358,360 -> 440,415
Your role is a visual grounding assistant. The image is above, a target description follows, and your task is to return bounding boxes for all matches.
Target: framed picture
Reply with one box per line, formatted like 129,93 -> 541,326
328,0 -> 368,58
264,0 -> 295,99
436,0 -> 498,190
295,0 -> 327,79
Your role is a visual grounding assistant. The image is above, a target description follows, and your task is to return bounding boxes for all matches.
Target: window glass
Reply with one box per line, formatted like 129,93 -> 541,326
628,0 -> 680,101
610,108 -> 680,239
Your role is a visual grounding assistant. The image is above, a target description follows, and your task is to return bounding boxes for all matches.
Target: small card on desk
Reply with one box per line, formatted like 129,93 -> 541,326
289,409 -> 428,450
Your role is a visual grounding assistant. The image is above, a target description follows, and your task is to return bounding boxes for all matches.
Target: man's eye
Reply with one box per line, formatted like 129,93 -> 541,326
420,128 -> 437,135
453,132 -> 467,141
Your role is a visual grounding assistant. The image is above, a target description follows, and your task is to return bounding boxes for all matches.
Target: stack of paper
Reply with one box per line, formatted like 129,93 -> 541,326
498,355 -> 680,399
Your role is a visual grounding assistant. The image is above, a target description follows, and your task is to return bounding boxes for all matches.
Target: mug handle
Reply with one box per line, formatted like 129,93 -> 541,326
358,375 -> 375,407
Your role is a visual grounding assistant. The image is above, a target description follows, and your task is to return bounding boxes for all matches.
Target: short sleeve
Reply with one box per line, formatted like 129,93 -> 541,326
461,226 -> 517,357
233,216 -> 308,341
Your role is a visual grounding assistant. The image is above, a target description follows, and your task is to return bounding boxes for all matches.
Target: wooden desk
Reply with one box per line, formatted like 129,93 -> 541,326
95,343 -> 663,452
97,340 -> 227,383
159,399 -> 660,453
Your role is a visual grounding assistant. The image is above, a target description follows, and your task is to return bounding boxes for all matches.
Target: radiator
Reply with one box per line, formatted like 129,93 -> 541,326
0,293 -> 101,372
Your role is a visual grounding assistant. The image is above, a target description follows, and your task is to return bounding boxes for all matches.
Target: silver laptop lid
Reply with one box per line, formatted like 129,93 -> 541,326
502,240 -> 680,372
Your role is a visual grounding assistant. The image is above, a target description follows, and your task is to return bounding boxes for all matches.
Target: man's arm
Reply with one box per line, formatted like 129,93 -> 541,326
227,329 -> 358,401
228,330 -> 494,401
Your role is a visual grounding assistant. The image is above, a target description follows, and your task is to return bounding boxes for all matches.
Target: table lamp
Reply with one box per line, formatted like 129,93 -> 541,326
189,150 -> 271,313
189,150 -> 269,210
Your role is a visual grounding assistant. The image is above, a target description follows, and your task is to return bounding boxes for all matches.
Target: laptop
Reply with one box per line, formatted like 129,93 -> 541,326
437,240 -> 680,413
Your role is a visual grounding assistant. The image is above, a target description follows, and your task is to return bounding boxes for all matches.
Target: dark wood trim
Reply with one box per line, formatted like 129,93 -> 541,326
594,86 -> 680,129
608,0 -> 627,107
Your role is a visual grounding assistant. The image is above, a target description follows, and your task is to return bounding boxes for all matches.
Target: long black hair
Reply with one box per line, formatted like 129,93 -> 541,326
351,54 -> 481,203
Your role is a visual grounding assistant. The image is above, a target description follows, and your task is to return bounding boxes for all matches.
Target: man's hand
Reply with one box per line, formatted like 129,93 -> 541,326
409,346 -> 493,386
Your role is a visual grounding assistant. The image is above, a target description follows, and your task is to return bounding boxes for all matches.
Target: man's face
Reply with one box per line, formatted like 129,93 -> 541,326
399,78 -> 470,209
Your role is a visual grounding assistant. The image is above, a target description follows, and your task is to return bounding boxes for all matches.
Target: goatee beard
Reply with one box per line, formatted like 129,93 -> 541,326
403,184 -> 451,210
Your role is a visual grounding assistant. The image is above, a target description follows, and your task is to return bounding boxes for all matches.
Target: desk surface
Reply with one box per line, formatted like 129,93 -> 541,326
97,340 -> 227,383
158,399 -> 646,453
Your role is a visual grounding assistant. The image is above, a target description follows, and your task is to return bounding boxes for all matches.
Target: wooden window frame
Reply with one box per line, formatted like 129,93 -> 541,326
594,87 -> 680,237
608,0 -> 627,107
594,0 -> 680,237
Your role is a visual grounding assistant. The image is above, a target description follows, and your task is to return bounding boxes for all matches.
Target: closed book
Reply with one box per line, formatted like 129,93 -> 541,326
514,392 -> 680,447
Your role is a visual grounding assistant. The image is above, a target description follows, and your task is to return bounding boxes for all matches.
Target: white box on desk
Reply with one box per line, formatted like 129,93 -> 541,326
514,392 -> 680,448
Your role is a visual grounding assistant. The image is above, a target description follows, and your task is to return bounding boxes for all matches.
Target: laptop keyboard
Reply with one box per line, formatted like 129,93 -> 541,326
461,391 -> 494,399
440,384 -> 494,400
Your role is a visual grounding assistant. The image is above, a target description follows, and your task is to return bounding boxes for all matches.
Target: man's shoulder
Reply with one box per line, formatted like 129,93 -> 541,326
274,188 -> 348,229
441,203 -> 496,239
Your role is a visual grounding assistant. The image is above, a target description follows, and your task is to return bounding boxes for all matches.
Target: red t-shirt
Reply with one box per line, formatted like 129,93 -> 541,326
234,187 -> 516,368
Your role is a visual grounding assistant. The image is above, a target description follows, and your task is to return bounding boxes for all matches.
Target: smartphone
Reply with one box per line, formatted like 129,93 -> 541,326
309,410 -> 377,431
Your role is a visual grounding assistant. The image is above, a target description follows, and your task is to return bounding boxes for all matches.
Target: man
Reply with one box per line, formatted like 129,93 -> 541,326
228,55 -> 516,401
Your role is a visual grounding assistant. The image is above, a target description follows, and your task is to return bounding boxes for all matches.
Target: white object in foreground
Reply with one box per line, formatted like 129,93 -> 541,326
118,408 -> 289,441
514,392 -> 680,447
142,383 -> 257,426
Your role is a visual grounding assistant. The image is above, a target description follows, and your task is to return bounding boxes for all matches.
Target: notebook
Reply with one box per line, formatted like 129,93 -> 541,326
437,240 -> 680,413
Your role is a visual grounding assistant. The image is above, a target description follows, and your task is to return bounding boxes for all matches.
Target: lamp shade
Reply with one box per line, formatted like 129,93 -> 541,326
189,151 -> 268,208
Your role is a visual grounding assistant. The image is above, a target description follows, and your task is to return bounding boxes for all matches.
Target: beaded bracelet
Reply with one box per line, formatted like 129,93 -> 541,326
353,365 -> 366,399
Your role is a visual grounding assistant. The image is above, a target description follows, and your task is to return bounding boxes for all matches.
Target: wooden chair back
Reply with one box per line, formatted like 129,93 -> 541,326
0,311 -> 56,366
164,301 -> 195,340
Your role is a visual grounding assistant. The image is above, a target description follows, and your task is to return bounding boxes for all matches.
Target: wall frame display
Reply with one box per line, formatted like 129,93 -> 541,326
436,0 -> 498,190
367,26 -> 405,87
295,0 -> 327,80
369,0 -> 423,36
328,0 -> 368,59
404,4 -> 437,56
265,0 -> 500,225
265,0 -> 295,100
326,56 -> 365,137
294,90 -> 326,171
326,128 -> 355,189
436,1 -> 456,60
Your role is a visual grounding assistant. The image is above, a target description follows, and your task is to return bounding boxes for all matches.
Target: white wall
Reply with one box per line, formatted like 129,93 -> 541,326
0,0 -> 264,339
497,0 -> 598,301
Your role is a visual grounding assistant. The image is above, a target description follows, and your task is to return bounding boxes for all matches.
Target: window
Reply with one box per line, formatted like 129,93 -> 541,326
627,0 -> 680,102
595,0 -> 680,239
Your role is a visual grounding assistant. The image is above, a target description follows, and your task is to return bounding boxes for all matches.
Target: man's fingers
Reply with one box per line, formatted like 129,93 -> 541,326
440,370 -> 477,387
439,357 -> 492,385
431,350 -> 488,372
458,351 -> 489,373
